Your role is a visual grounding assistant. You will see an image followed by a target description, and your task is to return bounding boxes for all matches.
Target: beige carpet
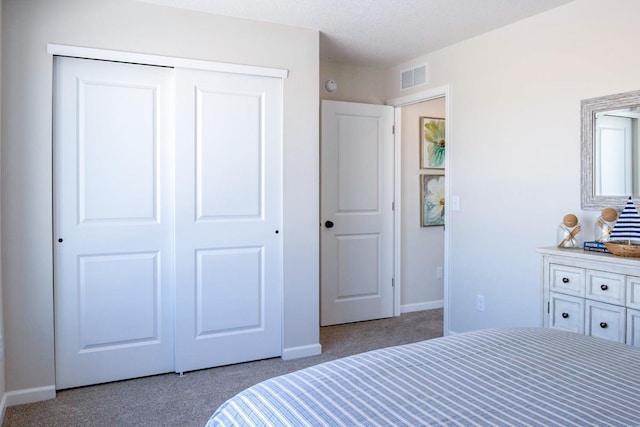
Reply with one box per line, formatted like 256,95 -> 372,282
3,309 -> 443,427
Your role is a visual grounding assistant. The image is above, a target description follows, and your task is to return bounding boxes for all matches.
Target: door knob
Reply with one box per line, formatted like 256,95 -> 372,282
325,221 -> 334,229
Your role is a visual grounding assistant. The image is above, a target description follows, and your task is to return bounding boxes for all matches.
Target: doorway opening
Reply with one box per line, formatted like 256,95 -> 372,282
396,97 -> 446,334
390,86 -> 450,335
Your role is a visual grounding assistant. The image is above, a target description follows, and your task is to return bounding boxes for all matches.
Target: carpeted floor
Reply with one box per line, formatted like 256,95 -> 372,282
2,309 -> 443,427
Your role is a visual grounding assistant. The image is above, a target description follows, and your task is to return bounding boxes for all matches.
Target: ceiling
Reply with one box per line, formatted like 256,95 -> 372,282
136,0 -> 574,68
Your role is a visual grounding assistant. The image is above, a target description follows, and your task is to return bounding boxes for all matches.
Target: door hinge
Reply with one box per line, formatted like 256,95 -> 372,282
392,278 -> 395,288
547,302 -> 550,314
392,125 -> 395,135
392,201 -> 395,211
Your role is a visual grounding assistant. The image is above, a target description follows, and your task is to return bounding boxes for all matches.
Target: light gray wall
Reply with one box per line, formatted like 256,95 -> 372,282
320,61 -> 386,103
385,0 -> 640,333
1,0 -> 319,393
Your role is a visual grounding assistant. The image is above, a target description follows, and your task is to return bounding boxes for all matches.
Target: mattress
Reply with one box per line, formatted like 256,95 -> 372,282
206,328 -> 640,426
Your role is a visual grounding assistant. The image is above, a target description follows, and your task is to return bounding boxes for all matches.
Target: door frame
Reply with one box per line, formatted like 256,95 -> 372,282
47,44 -> 288,79
388,85 -> 451,335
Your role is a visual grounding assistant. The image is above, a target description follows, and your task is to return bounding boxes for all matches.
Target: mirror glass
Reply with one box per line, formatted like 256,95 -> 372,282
581,90 -> 640,209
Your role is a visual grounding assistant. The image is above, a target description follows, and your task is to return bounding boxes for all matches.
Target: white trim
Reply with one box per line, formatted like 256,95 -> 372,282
4,385 -> 56,407
47,44 -> 289,79
281,344 -> 322,360
388,85 -> 452,337
401,300 -> 444,314
387,85 -> 449,107
443,90 -> 452,337
393,108 -> 402,317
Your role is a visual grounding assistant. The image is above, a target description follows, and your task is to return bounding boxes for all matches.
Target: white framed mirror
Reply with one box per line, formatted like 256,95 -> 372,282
581,90 -> 640,209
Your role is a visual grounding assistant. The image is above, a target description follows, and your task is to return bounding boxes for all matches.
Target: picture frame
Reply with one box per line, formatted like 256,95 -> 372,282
420,116 -> 445,169
420,174 -> 445,227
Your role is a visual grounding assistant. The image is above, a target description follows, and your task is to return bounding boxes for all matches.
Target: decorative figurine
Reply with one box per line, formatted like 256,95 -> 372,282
604,197 -> 640,257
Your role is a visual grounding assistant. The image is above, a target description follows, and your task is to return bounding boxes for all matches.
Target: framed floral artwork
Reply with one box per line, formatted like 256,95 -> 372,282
420,116 -> 445,169
421,174 -> 445,227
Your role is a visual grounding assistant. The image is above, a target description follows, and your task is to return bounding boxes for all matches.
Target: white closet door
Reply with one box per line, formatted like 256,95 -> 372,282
174,68 -> 283,373
54,57 -> 174,389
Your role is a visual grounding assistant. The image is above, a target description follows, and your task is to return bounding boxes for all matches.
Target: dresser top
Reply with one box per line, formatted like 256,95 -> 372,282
537,246 -> 640,267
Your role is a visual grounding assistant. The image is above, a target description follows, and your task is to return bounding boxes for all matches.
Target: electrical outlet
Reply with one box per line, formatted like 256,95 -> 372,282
477,295 -> 485,312
436,266 -> 443,279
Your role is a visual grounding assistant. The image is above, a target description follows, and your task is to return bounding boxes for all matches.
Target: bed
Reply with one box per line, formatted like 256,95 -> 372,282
206,328 -> 640,426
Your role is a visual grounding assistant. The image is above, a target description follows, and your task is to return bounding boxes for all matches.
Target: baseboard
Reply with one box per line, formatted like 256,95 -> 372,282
400,300 -> 444,314
0,392 -> 6,424
4,385 -> 56,407
281,343 -> 322,360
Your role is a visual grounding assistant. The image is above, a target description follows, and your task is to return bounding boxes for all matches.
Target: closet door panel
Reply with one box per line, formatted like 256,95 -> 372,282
197,90 -> 262,219
174,68 -> 283,373
54,57 -> 174,389
197,247 -> 262,334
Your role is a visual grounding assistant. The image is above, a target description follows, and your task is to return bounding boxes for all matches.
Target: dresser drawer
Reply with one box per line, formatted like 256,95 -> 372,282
585,300 -> 626,343
627,277 -> 640,310
549,292 -> 584,333
627,309 -> 640,347
550,264 -> 585,297
586,270 -> 625,305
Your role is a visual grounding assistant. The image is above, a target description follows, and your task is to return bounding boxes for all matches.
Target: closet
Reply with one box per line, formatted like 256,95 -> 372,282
53,56 -> 283,389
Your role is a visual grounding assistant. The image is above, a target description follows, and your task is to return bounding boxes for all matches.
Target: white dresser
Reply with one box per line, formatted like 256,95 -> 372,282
538,246 -> 640,346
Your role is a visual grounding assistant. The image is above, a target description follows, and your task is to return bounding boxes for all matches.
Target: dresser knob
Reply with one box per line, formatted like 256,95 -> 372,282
562,312 -> 569,319
562,277 -> 569,283
600,322 -> 608,329
600,284 -> 608,291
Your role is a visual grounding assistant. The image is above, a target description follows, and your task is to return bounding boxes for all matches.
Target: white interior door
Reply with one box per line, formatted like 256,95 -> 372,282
321,100 -> 395,326
54,57 -> 174,389
174,68 -> 283,372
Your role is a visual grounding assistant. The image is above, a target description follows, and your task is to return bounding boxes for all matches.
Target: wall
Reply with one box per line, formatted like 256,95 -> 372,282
400,98 -> 445,311
385,0 -> 640,333
320,61 -> 386,103
1,0 -> 319,398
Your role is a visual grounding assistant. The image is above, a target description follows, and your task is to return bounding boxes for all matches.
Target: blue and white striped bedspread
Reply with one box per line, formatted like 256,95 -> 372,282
206,328 -> 640,426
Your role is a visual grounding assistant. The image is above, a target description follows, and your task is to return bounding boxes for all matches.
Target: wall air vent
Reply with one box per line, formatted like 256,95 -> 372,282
400,64 -> 428,90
